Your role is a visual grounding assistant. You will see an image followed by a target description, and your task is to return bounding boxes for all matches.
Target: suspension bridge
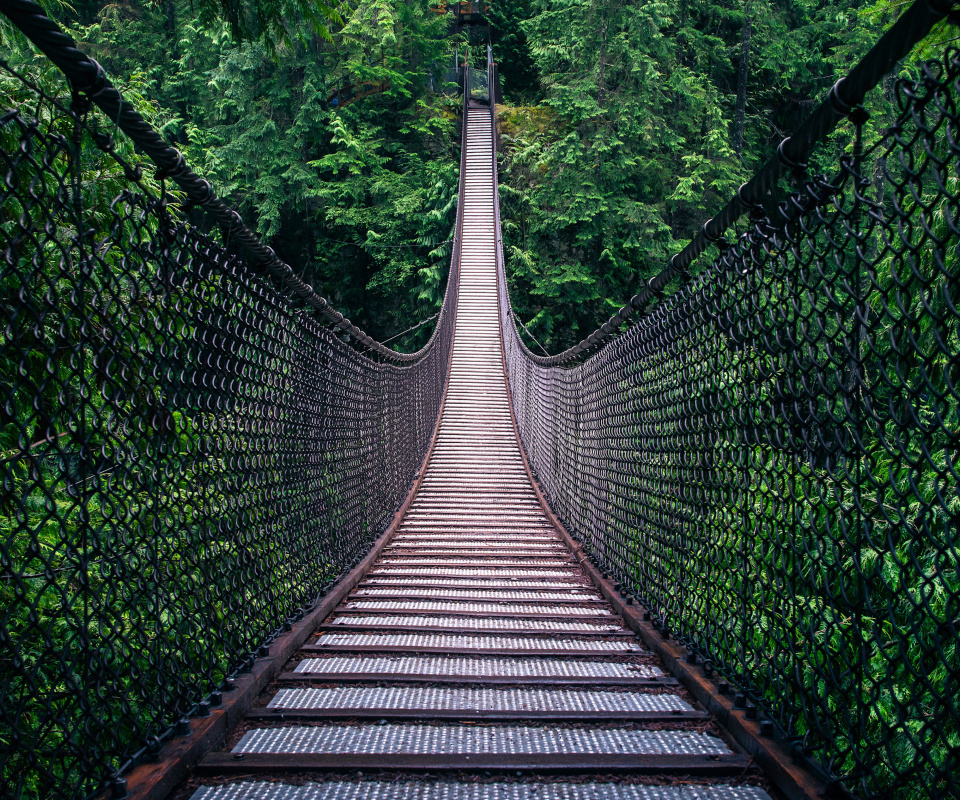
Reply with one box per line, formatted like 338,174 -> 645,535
1,1 -> 958,799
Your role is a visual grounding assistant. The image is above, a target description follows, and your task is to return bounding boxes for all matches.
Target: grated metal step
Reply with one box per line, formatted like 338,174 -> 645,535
361,573 -> 586,584
392,530 -> 557,538
192,782 -> 771,800
267,686 -> 692,715
368,558 -> 583,579
352,586 -> 597,599
389,537 -> 562,546
383,548 -> 568,556
232,723 -> 730,756
339,599 -> 615,616
310,632 -> 641,652
327,614 -> 625,632
293,654 -> 661,679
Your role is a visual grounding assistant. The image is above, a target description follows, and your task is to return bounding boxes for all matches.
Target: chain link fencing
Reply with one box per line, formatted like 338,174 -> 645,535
0,17 -> 463,799
497,6 -> 959,799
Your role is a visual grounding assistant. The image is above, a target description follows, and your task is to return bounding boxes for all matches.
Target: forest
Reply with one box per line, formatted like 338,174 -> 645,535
2,0 -> 948,354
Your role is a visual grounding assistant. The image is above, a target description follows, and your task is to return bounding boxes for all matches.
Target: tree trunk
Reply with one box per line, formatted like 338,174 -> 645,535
732,7 -> 751,157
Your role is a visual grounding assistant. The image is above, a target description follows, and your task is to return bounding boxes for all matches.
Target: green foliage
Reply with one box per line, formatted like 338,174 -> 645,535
62,0 -> 461,348
192,0 -> 343,47
488,0 -> 540,103
496,0 -> 744,351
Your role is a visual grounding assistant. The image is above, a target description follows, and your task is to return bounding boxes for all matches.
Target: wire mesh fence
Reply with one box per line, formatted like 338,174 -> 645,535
0,34 -> 460,800
497,15 -> 959,800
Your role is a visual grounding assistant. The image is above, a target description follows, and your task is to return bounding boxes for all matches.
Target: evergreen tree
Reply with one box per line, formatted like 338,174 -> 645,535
498,0 -> 741,350
55,0 -> 462,346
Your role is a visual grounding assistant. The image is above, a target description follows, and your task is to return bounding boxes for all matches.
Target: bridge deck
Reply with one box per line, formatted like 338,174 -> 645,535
187,107 -> 770,800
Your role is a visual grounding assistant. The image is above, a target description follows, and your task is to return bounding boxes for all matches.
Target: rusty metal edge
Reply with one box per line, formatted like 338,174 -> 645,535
196,752 -> 752,775
488,101 -> 828,800
119,80 -> 472,800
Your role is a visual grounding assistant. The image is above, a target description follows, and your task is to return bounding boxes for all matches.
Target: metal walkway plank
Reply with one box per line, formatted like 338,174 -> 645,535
192,783 -> 770,800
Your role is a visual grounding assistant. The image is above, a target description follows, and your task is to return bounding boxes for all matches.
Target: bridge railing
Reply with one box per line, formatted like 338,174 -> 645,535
493,3 -> 959,798
0,3 -> 466,796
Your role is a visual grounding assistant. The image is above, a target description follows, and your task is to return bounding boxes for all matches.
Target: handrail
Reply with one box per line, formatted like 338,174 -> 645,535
510,0 -> 957,365
0,0 -> 449,362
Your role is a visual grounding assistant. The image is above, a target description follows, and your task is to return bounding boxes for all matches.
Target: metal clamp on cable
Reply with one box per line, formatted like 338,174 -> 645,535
828,78 -> 854,116
737,182 -> 763,212
193,177 -> 217,206
701,218 -> 720,243
828,80 -> 871,126
668,253 -> 692,281
776,137 -> 808,173
828,78 -> 870,128
702,218 -> 729,254
156,150 -> 189,182
74,58 -> 109,99
647,276 -> 665,301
